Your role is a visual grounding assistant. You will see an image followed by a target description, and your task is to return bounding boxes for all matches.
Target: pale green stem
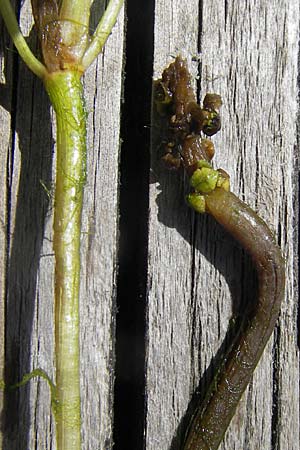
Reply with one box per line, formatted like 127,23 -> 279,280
60,0 -> 92,26
1,3 -> 123,449
58,0 -> 92,61
0,0 -> 46,78
44,70 -> 86,450
82,0 -> 124,69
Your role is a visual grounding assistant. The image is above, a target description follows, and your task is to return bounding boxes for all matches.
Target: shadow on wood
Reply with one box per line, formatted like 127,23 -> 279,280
0,26 -> 53,449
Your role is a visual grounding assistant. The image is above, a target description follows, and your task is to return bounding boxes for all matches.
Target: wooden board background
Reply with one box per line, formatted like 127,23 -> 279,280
0,1 -> 299,449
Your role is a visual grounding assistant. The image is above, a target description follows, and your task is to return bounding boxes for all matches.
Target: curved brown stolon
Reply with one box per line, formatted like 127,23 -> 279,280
154,56 -> 285,450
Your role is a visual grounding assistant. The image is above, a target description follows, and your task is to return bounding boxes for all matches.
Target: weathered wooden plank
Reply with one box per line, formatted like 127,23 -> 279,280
147,2 -> 200,450
147,1 -> 299,450
1,1 -> 299,449
0,1 -> 124,449
80,8 -> 124,448
0,10 -> 13,449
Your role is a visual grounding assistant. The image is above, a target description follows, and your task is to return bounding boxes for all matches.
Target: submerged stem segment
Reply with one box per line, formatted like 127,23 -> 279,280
44,71 -> 86,450
184,189 -> 285,450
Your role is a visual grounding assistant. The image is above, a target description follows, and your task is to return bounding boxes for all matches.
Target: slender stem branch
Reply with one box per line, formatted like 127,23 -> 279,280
82,0 -> 124,69
44,70 -> 86,450
0,0 -> 47,78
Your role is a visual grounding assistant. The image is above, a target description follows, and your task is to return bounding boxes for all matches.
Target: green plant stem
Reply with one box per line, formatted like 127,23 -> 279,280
44,70 -> 86,450
82,0 -> 124,69
1,2 -> 124,448
0,0 -> 46,78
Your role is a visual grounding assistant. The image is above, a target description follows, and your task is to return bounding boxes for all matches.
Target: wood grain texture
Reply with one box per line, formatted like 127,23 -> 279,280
147,1 -> 299,450
0,1 -> 124,449
0,1 -> 299,450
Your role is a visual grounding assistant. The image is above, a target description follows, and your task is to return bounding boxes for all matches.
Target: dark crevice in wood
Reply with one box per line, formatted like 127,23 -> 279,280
113,1 -> 154,449
224,0 -> 229,27
3,47 -> 18,275
197,0 -> 203,56
196,0 -> 203,101
243,381 -> 253,450
297,171 -> 300,348
271,326 -> 281,450
296,35 -> 300,350
189,215 -> 198,386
